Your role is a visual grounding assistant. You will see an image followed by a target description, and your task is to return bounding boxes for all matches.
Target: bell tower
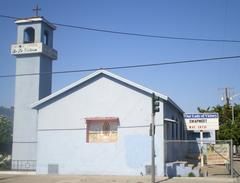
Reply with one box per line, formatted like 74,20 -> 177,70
11,16 -> 57,170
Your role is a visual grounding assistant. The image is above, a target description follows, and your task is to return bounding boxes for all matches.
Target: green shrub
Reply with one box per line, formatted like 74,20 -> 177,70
188,172 -> 196,177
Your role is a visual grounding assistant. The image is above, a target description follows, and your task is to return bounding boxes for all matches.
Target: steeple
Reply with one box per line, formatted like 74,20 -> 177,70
10,15 -> 57,170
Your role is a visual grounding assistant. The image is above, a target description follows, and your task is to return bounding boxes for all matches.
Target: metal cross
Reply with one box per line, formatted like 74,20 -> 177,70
33,4 -> 41,17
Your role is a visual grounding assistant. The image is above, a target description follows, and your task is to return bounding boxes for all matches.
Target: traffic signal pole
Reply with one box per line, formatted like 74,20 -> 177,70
151,93 -> 160,183
151,112 -> 156,183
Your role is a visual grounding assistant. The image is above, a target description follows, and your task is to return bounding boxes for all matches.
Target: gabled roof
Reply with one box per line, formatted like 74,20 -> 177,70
31,70 -> 184,113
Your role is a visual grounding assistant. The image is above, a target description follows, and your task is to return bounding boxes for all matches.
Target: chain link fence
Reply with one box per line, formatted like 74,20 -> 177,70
164,140 -> 237,177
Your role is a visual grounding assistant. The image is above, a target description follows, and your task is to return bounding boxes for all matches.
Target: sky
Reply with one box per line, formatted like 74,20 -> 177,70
1,0 -> 240,112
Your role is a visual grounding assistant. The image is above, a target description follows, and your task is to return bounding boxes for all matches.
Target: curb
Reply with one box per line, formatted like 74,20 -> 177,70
0,171 -> 36,175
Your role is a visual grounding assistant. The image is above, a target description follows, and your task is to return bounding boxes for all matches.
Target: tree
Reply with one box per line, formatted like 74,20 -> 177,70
0,116 -> 12,170
0,116 -> 12,144
198,104 -> 240,146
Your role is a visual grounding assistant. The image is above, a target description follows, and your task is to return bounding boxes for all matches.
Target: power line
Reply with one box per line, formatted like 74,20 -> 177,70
0,14 -> 18,19
0,55 -> 239,78
1,14 -> 240,43
53,22 -> 240,43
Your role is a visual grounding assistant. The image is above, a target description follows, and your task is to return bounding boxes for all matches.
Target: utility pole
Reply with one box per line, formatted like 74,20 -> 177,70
220,87 -> 233,107
229,93 -> 240,123
220,88 -> 240,123
151,93 -> 160,183
225,88 -> 230,106
220,87 -> 233,123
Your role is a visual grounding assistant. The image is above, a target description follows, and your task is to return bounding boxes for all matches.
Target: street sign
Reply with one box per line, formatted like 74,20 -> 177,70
184,113 -> 219,131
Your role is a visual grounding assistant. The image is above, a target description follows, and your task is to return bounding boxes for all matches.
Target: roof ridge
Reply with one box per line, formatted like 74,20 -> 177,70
31,69 -> 183,113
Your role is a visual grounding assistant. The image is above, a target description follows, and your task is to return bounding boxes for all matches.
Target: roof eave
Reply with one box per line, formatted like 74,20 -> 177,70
166,97 -> 184,114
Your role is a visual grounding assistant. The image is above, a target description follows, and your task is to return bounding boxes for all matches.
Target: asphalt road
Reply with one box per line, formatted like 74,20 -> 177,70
0,174 -> 237,183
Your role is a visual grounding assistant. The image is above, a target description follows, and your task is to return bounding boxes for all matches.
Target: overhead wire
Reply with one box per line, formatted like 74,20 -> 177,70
1,14 -> 240,43
0,55 -> 239,78
1,14 -> 240,79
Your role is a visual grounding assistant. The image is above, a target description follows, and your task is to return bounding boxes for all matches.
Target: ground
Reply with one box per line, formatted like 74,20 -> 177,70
0,153 -> 239,183
0,174 -> 237,183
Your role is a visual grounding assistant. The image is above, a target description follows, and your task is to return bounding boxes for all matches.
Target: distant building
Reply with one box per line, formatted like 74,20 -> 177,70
11,16 -> 186,176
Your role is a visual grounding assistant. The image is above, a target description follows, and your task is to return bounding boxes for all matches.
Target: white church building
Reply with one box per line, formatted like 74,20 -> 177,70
11,16 -> 186,176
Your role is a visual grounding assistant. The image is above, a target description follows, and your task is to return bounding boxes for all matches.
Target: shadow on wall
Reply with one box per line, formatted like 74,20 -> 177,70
165,141 -> 200,163
165,141 -> 201,177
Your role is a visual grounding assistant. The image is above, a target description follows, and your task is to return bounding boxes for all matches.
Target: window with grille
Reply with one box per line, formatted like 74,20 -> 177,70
86,117 -> 119,143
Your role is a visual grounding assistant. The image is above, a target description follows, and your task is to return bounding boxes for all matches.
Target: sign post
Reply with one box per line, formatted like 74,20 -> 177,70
184,113 -> 219,168
200,130 -> 204,167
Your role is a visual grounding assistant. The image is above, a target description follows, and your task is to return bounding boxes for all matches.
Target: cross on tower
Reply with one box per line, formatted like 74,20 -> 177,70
33,4 -> 41,17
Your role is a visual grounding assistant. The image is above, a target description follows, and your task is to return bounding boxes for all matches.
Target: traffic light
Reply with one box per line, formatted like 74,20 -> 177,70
152,93 -> 160,115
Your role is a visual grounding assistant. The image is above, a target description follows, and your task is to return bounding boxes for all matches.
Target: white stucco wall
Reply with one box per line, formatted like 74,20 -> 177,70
36,74 -> 165,175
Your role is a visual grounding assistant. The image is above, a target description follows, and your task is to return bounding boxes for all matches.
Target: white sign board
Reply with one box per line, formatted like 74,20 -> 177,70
11,43 -> 57,60
11,43 -> 41,54
184,113 -> 219,131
